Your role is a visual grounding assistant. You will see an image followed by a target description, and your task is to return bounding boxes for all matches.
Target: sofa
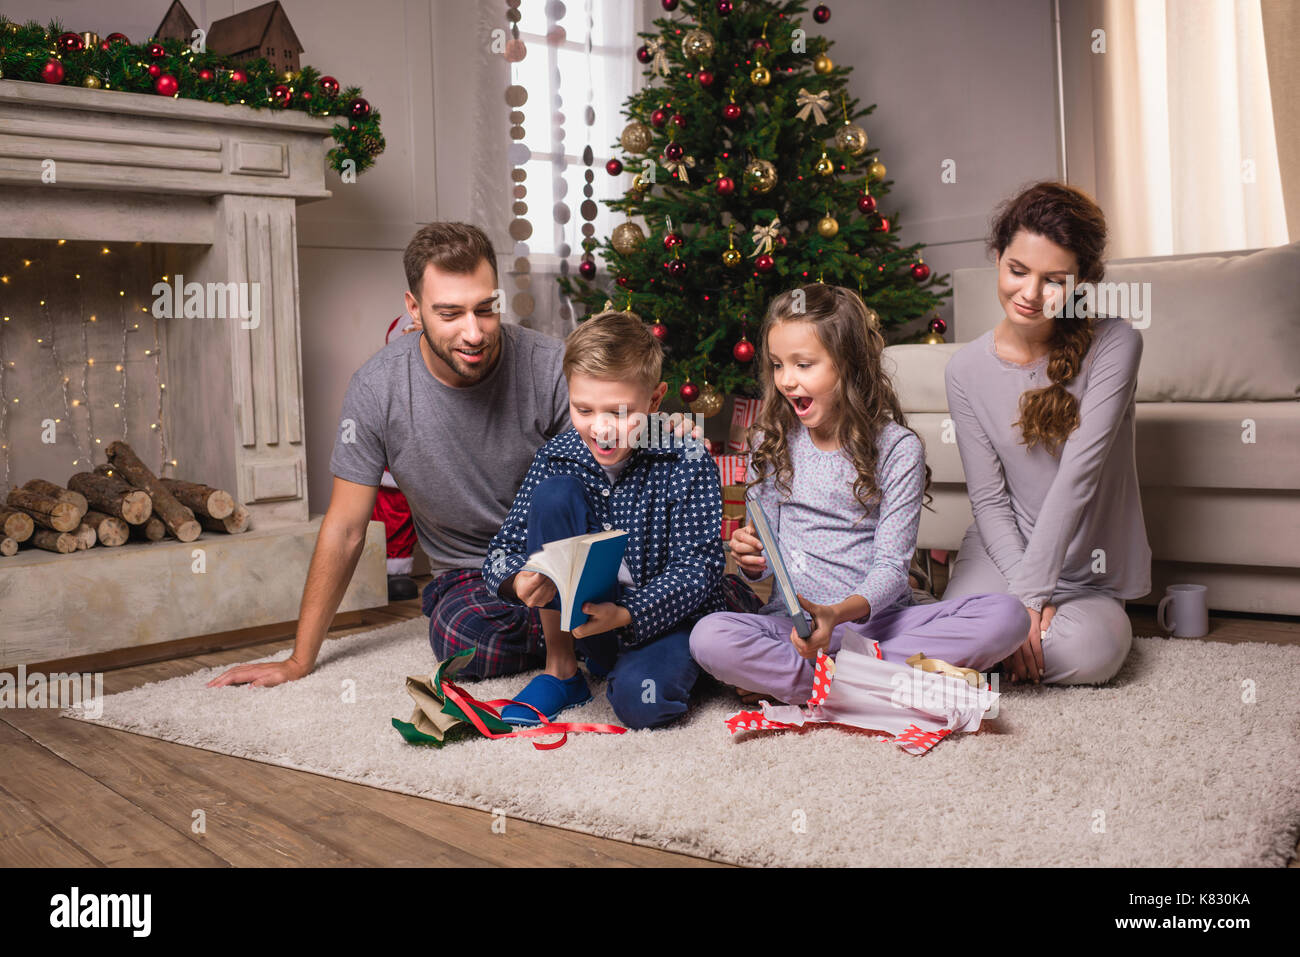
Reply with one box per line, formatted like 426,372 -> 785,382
884,241 -> 1300,615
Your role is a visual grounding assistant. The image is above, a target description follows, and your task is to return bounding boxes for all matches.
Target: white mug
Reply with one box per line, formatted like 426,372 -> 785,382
1156,584 -> 1209,638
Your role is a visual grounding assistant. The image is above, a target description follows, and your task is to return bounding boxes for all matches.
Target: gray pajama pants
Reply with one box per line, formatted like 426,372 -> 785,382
943,524 -> 1134,685
689,591 -> 1028,707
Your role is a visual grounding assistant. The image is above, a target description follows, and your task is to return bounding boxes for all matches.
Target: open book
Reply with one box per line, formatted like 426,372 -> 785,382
522,529 -> 628,632
745,495 -> 813,639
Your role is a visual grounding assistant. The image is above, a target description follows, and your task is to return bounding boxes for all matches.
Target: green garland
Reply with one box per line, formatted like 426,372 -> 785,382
0,18 -> 384,175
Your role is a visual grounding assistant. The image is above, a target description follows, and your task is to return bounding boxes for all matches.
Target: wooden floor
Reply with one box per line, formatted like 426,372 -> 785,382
3,563 -> 1298,868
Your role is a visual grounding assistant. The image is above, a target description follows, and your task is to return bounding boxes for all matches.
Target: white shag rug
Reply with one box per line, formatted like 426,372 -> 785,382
64,617 -> 1300,867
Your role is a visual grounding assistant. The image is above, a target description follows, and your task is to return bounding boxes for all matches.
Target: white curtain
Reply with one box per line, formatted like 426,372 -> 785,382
471,0 -> 643,339
1061,0 -> 1289,258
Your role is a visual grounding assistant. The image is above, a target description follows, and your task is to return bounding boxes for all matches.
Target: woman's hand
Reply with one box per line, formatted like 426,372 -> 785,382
790,593 -> 836,660
512,570 -> 557,608
729,524 -> 767,579
1002,603 -> 1053,683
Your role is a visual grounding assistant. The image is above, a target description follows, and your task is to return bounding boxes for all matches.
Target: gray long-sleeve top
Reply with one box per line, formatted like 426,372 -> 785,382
943,315 -> 1152,610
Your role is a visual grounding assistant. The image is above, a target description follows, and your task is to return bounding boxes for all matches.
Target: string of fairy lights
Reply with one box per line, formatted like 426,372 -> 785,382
0,241 -> 172,489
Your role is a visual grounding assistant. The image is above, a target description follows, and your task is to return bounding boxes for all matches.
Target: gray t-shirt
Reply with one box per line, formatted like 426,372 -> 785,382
329,322 -> 570,573
943,315 -> 1152,610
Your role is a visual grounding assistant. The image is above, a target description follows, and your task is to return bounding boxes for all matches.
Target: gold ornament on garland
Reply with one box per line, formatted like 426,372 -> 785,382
869,158 -> 887,180
814,53 -> 833,74
82,75 -> 103,89
750,63 -> 771,86
611,221 -> 646,254
690,382 -> 723,418
745,157 -> 777,193
835,122 -> 868,155
682,29 -> 715,61
620,120 -> 652,154
80,31 -> 100,50
722,223 -> 742,267
817,214 -> 839,238
923,331 -> 945,344
814,151 -> 834,176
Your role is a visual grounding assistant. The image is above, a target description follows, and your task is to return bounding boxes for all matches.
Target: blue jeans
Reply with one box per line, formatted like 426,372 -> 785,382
527,474 -> 700,729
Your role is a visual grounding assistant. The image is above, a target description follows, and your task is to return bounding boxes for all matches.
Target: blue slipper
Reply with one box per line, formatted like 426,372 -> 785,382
500,672 -> 592,726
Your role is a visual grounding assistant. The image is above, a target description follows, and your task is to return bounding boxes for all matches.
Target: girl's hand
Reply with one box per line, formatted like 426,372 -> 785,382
729,524 -> 767,578
789,593 -> 835,660
513,570 -> 557,608
1003,604 -> 1048,683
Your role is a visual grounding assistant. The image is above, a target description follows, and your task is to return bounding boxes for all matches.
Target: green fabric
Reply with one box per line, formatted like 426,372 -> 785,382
393,648 -> 514,744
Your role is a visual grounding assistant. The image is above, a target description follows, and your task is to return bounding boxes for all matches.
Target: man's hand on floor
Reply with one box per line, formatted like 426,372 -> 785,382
207,657 -> 310,688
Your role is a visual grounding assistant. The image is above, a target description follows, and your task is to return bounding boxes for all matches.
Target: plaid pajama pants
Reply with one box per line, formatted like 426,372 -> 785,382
423,567 -> 766,679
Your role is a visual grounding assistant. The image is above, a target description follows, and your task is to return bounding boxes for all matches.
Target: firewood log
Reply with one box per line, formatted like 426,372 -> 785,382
82,510 -> 129,547
198,502 -> 250,534
129,512 -> 167,542
5,488 -> 80,532
0,507 -> 34,543
0,537 -> 16,557
30,528 -> 77,553
21,478 -> 89,518
67,472 -> 152,525
106,441 -> 200,542
73,522 -> 97,550
159,478 -> 235,520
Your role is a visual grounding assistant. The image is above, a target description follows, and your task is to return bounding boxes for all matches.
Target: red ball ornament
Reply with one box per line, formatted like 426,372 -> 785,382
929,317 -> 948,336
664,142 -> 684,161
650,108 -> 668,128
663,232 -> 683,249
605,158 -> 623,175
106,33 -> 129,45
100,41 -> 111,51
715,176 -> 736,196
147,42 -> 166,58
911,262 -> 931,281
57,32 -> 84,54
722,102 -> 742,121
857,193 -> 877,214
776,234 -> 788,248
651,322 -> 668,340
670,113 -> 686,128
876,217 -> 891,233
197,68 -> 214,81
813,4 -> 832,23
148,63 -> 162,78
272,84 -> 292,107
753,38 -> 771,52
230,69 -> 248,84
680,382 -> 700,403
41,59 -> 65,84
319,75 -> 339,97
697,70 -> 714,88
667,259 -> 687,277
718,0 -> 734,13
616,276 -> 630,287
578,259 -> 597,280
637,45 -> 652,64
755,253 -> 775,272
154,74 -> 179,97
733,338 -> 755,362
348,98 -> 371,119
662,0 -> 680,10
300,91 -> 312,101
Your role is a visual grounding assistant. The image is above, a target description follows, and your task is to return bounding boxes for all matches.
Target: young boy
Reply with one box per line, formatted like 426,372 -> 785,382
481,311 -> 757,730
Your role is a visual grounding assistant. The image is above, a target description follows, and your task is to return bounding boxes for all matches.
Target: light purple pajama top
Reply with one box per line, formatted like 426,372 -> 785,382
747,421 -> 925,615
943,314 -> 1152,611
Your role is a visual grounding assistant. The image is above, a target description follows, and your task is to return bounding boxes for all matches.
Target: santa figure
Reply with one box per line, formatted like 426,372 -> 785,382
374,314 -> 420,601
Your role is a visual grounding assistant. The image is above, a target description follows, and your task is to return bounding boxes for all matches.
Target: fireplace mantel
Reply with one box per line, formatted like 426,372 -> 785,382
0,80 -> 385,667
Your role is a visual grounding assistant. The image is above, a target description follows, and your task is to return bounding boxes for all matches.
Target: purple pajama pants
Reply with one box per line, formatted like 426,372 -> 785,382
689,592 -> 1030,705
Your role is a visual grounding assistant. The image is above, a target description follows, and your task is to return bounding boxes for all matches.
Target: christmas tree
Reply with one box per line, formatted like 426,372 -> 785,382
557,0 -> 951,405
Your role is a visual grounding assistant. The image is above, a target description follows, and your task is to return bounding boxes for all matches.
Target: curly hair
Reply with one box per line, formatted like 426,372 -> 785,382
746,284 -> 932,518
989,181 -> 1108,455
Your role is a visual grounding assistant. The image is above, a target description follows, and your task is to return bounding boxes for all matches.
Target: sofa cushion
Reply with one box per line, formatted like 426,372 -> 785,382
882,343 -> 961,413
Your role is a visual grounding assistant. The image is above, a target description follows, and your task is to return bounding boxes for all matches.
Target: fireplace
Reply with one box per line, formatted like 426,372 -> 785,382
0,79 -> 385,667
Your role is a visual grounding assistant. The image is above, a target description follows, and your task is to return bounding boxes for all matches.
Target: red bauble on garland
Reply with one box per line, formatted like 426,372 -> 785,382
718,0 -> 734,14
733,338 -> 755,362
650,108 -> 668,128
697,70 -> 714,88
41,59 -> 65,84
154,74 -> 179,97
578,259 -> 596,279
272,84 -> 292,107
147,42 -> 166,58
147,63 -> 162,78
348,97 -> 371,119
319,75 -> 339,97
105,33 -> 129,45
670,113 -> 686,128
715,176 -> 736,195
857,193 -> 877,214
230,69 -> 248,84
755,253 -> 775,272
651,322 -> 668,340
197,68 -> 214,81
57,32 -> 83,54
911,262 -> 931,281
616,276 -> 630,287
662,0 -> 679,10
605,158 -> 623,175
752,38 -> 771,52
680,382 -> 700,403
722,102 -> 742,121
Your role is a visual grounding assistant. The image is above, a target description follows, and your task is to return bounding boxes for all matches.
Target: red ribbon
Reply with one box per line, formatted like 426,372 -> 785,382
442,679 -> 627,751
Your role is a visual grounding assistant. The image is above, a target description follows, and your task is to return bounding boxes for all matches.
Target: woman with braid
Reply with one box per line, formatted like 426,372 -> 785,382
942,182 -> 1152,685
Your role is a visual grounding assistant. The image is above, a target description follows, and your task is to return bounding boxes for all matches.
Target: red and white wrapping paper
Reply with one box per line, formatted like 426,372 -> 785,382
728,396 -> 763,453
724,639 -> 999,756
712,453 -> 748,486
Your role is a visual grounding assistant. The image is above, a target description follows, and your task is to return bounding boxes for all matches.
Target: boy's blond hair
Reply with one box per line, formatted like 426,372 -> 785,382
563,310 -> 663,392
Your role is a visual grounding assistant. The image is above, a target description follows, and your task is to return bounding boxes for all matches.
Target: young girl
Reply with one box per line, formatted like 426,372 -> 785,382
689,284 -> 1028,707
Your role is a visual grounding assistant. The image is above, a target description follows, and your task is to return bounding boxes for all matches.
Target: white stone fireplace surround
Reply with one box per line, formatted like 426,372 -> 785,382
0,80 -> 385,667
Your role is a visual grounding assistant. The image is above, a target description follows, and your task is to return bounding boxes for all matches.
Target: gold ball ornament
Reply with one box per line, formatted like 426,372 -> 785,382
682,29 -> 715,61
690,383 -> 723,418
817,214 -> 839,238
611,222 -> 646,255
722,247 -> 742,267
750,64 -> 771,86
81,75 -> 102,89
745,158 -> 778,193
869,158 -> 887,180
813,53 -> 833,74
814,153 -> 834,176
620,121 -> 653,154
281,70 -> 299,83
923,331 -> 945,344
834,122 -> 868,155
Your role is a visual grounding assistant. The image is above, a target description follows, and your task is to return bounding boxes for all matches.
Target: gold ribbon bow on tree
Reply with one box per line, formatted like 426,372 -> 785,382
795,88 -> 832,125
664,153 -> 696,183
750,216 -> 782,258
645,37 -> 670,77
